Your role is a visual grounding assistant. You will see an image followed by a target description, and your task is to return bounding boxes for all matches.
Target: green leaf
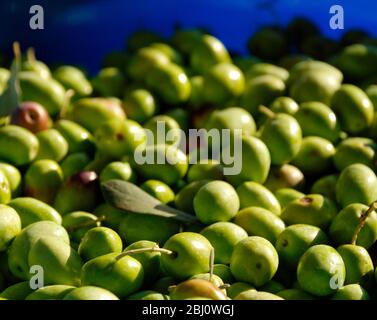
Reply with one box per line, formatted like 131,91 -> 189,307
101,179 -> 198,224
0,49 -> 21,117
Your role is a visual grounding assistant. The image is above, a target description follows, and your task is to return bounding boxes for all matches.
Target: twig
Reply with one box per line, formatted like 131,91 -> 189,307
209,247 -> 215,282
259,105 -> 276,119
351,201 -> 377,245
116,247 -> 175,260
13,42 -> 21,61
59,89 -> 75,119
27,47 -> 36,62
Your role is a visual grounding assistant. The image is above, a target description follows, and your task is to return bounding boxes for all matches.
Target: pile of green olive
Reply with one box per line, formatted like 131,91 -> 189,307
1,17 -> 377,300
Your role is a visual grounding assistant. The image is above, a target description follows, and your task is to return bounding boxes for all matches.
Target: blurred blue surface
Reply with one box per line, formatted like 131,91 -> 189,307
1,0 -> 377,72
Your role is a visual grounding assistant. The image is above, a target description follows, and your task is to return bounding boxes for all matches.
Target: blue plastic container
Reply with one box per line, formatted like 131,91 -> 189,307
1,0 -> 377,72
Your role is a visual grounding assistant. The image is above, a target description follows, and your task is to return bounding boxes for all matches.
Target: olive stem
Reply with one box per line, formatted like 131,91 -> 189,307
209,247 -> 215,282
351,201 -> 377,245
168,285 -> 177,293
27,47 -> 36,62
339,131 -> 348,141
66,215 -> 106,232
12,42 -> 21,61
59,89 -> 75,119
218,284 -> 231,289
116,247 -> 175,261
258,105 -> 276,119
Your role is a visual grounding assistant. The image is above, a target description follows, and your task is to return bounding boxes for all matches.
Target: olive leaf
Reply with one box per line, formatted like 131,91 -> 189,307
101,179 -> 198,224
0,43 -> 21,117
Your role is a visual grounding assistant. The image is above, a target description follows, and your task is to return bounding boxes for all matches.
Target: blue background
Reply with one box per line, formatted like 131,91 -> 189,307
1,0 -> 377,72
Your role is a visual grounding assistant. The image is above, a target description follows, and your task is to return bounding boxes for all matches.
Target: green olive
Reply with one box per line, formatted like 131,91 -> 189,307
140,180 -> 175,204
132,144 -> 188,185
247,28 -> 287,61
190,35 -> 231,74
330,84 -> 374,134
245,63 -> 289,82
241,75 -> 286,116
127,47 -> 169,80
146,63 -> 191,104
122,89 -> 157,124
202,63 -> 245,105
